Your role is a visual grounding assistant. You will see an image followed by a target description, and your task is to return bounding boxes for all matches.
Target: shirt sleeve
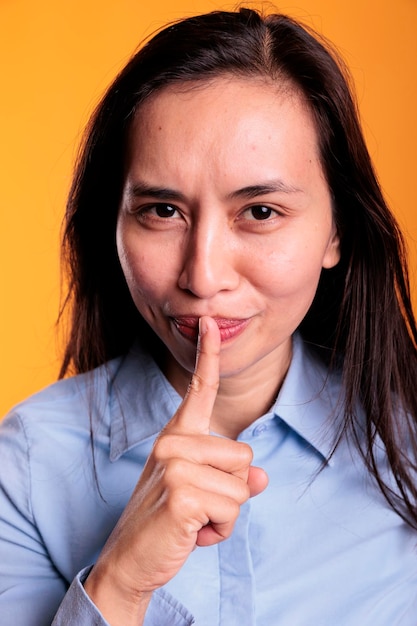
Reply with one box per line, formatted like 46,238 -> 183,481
52,567 -> 196,625
0,411 -> 69,624
0,411 -> 195,626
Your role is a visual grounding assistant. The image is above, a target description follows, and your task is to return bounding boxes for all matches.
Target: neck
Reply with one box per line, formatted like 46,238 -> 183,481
210,345 -> 292,438
164,338 -> 293,439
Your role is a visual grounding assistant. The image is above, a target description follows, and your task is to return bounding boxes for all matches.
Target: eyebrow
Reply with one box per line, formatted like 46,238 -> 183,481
126,179 -> 302,202
227,181 -> 303,200
127,182 -> 187,202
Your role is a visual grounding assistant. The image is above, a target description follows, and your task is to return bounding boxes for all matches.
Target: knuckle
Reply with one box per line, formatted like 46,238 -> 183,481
163,458 -> 188,486
153,433 -> 181,460
226,498 -> 242,522
236,442 -> 254,466
188,372 -> 219,396
238,481 -> 251,503
168,484 -> 201,518
152,436 -> 168,460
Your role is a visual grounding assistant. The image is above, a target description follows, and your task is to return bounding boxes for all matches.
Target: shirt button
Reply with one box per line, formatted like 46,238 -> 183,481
252,424 -> 268,437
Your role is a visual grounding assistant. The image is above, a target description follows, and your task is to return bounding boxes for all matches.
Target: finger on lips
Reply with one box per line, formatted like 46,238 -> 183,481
170,315 -> 220,435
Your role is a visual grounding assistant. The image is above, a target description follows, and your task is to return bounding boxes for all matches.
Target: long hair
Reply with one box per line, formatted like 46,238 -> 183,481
59,8 -> 417,526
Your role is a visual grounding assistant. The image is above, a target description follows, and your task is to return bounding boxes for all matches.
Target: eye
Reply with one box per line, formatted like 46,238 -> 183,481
148,204 -> 179,218
135,203 -> 181,220
244,205 -> 277,221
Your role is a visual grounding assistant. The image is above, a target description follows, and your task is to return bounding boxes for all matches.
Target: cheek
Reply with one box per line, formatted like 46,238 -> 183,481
117,229 -> 179,306
255,240 -> 328,309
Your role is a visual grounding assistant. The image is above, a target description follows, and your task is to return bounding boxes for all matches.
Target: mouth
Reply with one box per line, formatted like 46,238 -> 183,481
171,316 -> 250,343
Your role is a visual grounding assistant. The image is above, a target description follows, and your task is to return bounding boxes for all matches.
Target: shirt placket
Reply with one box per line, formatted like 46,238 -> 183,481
218,500 -> 255,625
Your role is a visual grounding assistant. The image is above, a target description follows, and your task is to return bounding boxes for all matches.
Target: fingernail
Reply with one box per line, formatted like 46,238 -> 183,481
199,317 -> 208,337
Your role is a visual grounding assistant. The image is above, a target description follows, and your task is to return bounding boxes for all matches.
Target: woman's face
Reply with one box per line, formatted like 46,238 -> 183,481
117,78 -> 340,388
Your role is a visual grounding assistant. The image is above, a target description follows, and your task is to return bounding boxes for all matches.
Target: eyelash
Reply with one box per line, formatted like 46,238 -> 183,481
242,205 -> 279,221
140,204 -> 180,219
135,203 -> 282,223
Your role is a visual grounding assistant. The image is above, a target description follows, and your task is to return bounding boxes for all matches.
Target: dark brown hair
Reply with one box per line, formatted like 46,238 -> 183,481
59,8 -> 417,526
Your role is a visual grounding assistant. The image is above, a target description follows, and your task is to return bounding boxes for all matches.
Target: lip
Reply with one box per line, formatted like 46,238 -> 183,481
171,316 -> 251,343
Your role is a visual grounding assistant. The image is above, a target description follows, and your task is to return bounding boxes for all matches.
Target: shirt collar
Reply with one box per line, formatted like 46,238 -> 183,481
108,345 -> 182,461
108,334 -> 344,464
271,334 -> 344,465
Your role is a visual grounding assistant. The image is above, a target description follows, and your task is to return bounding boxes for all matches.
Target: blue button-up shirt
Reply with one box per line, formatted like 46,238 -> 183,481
1,335 -> 416,625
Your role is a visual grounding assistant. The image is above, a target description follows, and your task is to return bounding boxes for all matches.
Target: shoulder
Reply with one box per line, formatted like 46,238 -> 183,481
0,356 -> 129,516
0,356 -> 124,454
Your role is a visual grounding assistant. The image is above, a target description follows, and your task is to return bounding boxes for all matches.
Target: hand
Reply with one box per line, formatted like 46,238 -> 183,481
84,316 -> 268,625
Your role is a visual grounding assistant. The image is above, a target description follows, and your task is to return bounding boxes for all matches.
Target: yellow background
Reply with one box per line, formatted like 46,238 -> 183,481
1,0 -> 416,417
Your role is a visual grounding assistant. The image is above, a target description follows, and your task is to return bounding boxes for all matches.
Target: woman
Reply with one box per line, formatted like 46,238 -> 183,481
1,8 -> 417,625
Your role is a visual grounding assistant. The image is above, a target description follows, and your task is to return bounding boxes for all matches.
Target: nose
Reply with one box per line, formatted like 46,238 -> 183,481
177,222 -> 239,298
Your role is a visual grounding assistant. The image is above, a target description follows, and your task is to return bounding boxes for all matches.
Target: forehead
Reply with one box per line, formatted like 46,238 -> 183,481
124,77 -> 324,195
130,76 -> 314,143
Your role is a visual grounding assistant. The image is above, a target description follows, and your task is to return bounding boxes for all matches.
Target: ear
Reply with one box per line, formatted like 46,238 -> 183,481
322,225 -> 341,269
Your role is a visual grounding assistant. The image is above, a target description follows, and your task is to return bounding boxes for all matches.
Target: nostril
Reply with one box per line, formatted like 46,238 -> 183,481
178,257 -> 238,299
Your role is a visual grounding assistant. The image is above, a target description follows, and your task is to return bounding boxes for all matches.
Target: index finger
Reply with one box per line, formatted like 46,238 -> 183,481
168,316 -> 220,435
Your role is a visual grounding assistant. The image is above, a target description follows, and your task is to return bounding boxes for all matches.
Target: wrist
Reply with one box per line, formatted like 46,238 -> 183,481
84,562 -> 152,626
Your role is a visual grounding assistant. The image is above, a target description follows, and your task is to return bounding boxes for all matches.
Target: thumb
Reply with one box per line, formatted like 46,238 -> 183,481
167,316 -> 220,435
247,466 -> 269,497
